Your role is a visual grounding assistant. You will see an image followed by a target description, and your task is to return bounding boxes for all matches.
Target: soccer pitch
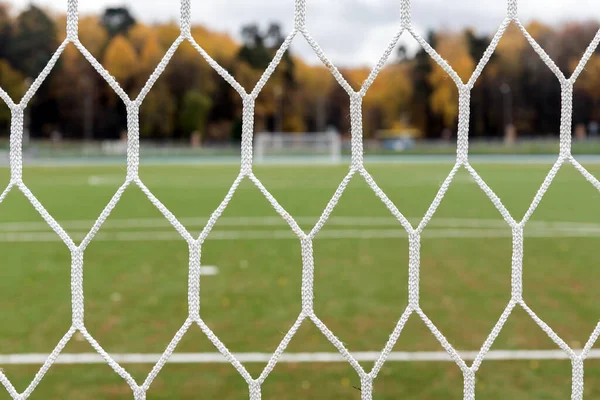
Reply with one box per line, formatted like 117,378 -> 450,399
0,160 -> 599,399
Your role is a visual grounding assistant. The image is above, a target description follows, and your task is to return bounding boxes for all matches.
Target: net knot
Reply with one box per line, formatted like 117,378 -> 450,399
133,387 -> 146,400
9,108 -> 24,183
66,0 -> 79,41
463,368 -> 476,398
360,375 -> 374,399
400,0 -> 411,27
294,0 -> 307,29
249,380 -> 262,400
559,81 -> 574,158
456,86 -> 471,164
350,93 -> 364,168
240,97 -> 256,174
507,0 -> 518,19
180,0 -> 191,36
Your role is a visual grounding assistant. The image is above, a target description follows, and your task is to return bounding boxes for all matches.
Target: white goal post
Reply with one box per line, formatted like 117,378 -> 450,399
254,131 -> 342,164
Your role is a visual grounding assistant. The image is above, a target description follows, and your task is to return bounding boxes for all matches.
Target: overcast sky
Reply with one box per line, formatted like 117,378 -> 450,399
9,0 -> 600,66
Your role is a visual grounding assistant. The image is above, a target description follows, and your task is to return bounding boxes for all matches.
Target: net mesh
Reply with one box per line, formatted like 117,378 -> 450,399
1,0 -> 599,399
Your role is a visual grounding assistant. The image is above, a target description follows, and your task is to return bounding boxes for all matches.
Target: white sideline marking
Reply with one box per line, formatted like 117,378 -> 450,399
1,216 -> 599,232
87,176 -> 106,186
1,350 -> 598,365
200,266 -> 219,276
2,227 -> 600,242
84,175 -> 484,189
11,155 -> 600,168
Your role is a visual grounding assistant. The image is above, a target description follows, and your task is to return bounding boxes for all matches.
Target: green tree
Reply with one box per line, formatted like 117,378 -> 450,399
7,5 -> 57,78
140,84 -> 176,137
0,60 -> 25,130
0,3 -> 12,60
238,24 -> 272,70
466,29 -> 492,137
179,90 -> 213,140
429,31 -> 475,130
236,22 -> 297,132
103,35 -> 139,88
6,6 -> 58,137
101,7 -> 136,37
411,31 -> 437,137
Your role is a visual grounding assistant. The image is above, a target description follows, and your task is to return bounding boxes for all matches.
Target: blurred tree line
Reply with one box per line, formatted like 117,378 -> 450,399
0,3 -> 599,142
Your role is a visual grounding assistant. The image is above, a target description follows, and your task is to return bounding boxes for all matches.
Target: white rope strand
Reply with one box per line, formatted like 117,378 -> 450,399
0,0 -> 597,399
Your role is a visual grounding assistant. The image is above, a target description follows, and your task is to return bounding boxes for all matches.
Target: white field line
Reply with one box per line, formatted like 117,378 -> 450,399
200,266 -> 219,276
0,216 -> 599,232
84,173 -> 555,189
86,176 -> 448,189
86,175 -> 482,189
9,155 -> 600,168
1,227 -> 600,242
1,350 -> 598,365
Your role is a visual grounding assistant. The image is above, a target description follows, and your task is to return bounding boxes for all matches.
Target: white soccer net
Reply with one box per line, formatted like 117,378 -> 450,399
254,131 -> 342,163
0,0 -> 599,399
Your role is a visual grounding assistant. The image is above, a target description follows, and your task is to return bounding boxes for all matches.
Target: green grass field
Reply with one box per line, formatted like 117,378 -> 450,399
0,160 -> 599,399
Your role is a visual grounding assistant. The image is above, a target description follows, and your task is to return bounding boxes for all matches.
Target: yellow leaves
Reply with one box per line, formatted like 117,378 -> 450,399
103,35 -> 138,85
575,54 -> 600,102
128,23 -> 153,54
296,62 -> 334,98
0,60 -> 23,124
133,33 -> 164,92
344,67 -> 371,91
365,64 -> 413,128
235,61 -> 262,94
283,114 -> 306,133
120,23 -> 163,71
429,31 -> 475,128
0,59 -> 25,100
140,34 -> 163,71
429,79 -> 458,128
496,21 -> 553,76
191,26 -> 239,61
525,20 -> 553,42
79,16 -> 109,56
295,57 -> 414,136
434,31 -> 475,83
496,24 -> 527,74
154,23 -> 180,49
60,15 -> 108,70
140,83 -> 176,137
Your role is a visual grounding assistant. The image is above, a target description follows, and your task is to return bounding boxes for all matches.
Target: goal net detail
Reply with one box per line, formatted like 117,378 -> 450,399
0,0 -> 599,400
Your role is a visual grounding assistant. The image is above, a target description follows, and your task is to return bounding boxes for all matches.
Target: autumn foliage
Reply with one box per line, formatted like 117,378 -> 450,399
0,4 -> 599,142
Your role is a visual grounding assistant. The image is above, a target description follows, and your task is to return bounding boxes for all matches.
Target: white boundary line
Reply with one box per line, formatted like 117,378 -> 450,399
7,154 -> 600,168
199,266 -> 219,276
2,227 -> 600,242
1,350 -> 598,365
1,217 -> 598,232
